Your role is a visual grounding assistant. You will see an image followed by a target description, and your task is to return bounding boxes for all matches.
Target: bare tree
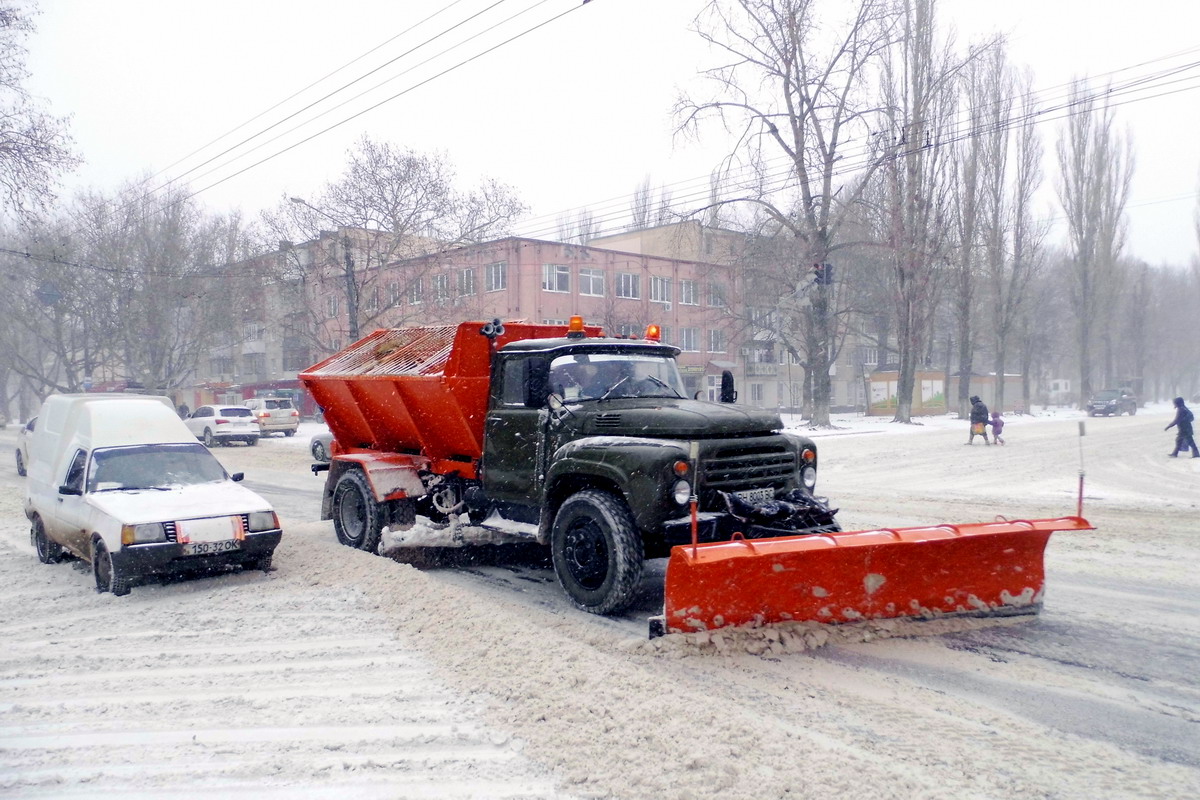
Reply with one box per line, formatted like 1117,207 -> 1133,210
264,136 -> 525,349
872,0 -> 961,423
629,175 -> 652,231
678,0 -> 899,424
0,2 -> 78,216
1056,80 -> 1134,407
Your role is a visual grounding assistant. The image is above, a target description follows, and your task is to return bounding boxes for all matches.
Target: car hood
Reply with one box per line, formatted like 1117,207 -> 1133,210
87,481 -> 273,524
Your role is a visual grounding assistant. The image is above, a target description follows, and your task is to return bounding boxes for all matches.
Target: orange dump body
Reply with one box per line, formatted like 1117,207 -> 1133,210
298,321 -> 599,478
659,516 -> 1094,634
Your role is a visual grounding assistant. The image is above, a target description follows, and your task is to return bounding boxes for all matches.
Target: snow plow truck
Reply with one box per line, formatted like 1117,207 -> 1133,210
299,318 -> 1092,637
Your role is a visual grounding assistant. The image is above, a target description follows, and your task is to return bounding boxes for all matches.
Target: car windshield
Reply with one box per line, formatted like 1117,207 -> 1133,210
549,353 -> 685,403
88,442 -> 229,491
1093,390 -> 1120,400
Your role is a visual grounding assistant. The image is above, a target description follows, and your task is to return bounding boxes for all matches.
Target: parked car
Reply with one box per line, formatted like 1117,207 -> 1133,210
1087,389 -> 1137,416
310,431 -> 333,462
244,397 -> 300,437
15,416 -> 35,476
184,405 -> 260,447
24,394 -> 282,596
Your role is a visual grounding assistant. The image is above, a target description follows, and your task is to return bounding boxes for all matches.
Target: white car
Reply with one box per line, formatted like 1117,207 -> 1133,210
16,416 -> 35,476
310,431 -> 333,462
25,395 -> 282,596
243,397 -> 300,437
184,405 -> 260,447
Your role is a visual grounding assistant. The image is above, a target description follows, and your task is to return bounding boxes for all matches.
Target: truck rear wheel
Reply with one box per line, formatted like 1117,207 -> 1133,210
551,490 -> 644,615
332,469 -> 383,553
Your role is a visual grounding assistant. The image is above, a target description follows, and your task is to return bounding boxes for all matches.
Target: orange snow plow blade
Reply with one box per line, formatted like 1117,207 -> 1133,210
653,516 -> 1093,636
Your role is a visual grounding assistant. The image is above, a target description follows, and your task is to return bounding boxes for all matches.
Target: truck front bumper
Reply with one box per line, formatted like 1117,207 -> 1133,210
112,531 -> 282,576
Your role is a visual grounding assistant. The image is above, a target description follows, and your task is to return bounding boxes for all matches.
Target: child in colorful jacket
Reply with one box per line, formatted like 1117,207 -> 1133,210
989,411 -> 1005,445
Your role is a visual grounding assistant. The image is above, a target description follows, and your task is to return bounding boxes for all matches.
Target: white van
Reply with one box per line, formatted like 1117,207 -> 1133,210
24,394 -> 282,596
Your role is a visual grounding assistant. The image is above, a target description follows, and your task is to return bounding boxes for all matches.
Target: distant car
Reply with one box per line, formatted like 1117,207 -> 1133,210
244,397 -> 300,437
184,405 -> 260,447
1087,389 -> 1137,417
310,431 -> 333,462
15,416 -> 35,476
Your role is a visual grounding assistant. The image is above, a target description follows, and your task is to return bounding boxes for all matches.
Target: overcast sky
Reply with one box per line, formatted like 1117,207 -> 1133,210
23,0 -> 1200,266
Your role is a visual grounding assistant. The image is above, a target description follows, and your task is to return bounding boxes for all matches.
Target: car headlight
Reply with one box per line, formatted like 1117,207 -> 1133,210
801,465 -> 817,489
121,523 -> 166,545
672,480 -> 691,505
247,510 -> 279,532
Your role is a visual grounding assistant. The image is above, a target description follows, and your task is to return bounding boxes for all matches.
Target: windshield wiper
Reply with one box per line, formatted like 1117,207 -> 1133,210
644,375 -> 683,397
598,376 -> 631,402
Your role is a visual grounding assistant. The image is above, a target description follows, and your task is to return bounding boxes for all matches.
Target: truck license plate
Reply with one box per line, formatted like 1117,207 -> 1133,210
734,487 -> 774,504
181,539 -> 240,556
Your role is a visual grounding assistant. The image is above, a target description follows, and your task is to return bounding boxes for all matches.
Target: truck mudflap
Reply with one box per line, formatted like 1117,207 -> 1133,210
649,516 -> 1094,638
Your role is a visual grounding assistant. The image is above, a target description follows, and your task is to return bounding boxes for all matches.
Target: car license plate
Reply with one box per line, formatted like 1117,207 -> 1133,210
181,539 -> 240,556
734,487 -> 774,504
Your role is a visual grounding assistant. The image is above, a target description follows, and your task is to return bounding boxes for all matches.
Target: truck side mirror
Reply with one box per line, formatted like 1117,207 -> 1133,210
720,370 -> 737,403
524,359 -> 549,408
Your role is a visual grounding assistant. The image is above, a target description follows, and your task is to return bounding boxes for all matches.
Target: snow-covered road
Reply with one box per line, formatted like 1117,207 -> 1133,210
1,409 -> 1197,799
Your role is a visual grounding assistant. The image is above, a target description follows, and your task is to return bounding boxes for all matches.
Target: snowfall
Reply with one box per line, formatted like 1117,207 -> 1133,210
1,402 -> 1197,799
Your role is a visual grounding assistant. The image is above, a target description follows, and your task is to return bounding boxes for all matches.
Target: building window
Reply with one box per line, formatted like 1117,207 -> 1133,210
542,263 -> 570,293
616,323 -> 640,337
243,322 -> 265,341
750,306 -> 774,331
245,353 -> 267,374
861,346 -> 878,365
486,261 -> 507,292
326,294 -> 340,319
707,329 -> 725,353
282,349 -> 310,371
210,356 -> 234,375
543,318 -> 569,326
750,383 -> 765,406
679,327 -> 698,352
679,279 -> 698,305
617,272 -> 640,299
388,281 -> 401,305
458,268 -> 476,296
408,278 -> 423,305
659,326 -> 670,345
433,274 -> 450,301
364,286 -> 379,313
579,268 -> 604,296
650,275 -> 671,303
707,282 -> 726,307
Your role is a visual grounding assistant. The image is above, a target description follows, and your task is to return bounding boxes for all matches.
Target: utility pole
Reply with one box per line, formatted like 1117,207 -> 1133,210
290,197 -> 359,342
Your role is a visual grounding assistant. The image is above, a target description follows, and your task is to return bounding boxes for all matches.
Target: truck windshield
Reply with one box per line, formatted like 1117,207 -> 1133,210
549,353 -> 685,402
88,442 -> 229,492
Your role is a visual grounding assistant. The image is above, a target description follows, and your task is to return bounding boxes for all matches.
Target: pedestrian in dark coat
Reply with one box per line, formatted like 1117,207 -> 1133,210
967,395 -> 990,445
1165,396 -> 1199,457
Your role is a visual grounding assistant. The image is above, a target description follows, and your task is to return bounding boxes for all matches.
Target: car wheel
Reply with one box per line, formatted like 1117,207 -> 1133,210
551,490 -> 644,615
15,449 -> 26,476
284,429 -> 296,437
311,440 -> 327,461
203,428 -> 216,448
93,539 -> 130,596
32,516 -> 64,564
250,552 -> 273,572
332,469 -> 383,553
1129,406 -> 1136,416
247,436 -> 258,447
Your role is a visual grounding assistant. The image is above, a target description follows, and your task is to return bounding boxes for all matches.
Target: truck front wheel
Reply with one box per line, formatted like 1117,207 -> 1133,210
332,470 -> 383,553
551,490 -> 644,615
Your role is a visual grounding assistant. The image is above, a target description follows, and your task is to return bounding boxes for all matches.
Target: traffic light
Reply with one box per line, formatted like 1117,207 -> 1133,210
812,262 -> 834,285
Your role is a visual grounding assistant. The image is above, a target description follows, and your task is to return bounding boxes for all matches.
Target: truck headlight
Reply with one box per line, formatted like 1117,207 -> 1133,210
672,480 -> 691,505
801,466 -> 817,489
121,523 -> 166,545
247,511 -> 279,532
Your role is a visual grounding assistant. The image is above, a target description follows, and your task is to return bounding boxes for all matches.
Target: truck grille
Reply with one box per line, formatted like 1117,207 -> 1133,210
701,444 -> 796,494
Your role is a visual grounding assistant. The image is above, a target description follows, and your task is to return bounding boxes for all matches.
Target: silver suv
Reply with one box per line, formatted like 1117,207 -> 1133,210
244,397 -> 300,437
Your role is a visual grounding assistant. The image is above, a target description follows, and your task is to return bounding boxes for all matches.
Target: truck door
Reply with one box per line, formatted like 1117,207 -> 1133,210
482,356 -> 545,501
51,448 -> 93,556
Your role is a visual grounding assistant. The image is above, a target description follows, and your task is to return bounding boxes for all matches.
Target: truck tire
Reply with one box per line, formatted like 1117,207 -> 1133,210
32,516 -> 64,564
551,490 -> 644,615
93,539 -> 130,596
15,449 -> 25,476
332,469 -> 384,553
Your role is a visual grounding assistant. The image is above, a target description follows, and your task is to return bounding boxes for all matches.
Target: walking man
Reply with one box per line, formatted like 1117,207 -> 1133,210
1166,396 -> 1199,458
967,395 -> 990,445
